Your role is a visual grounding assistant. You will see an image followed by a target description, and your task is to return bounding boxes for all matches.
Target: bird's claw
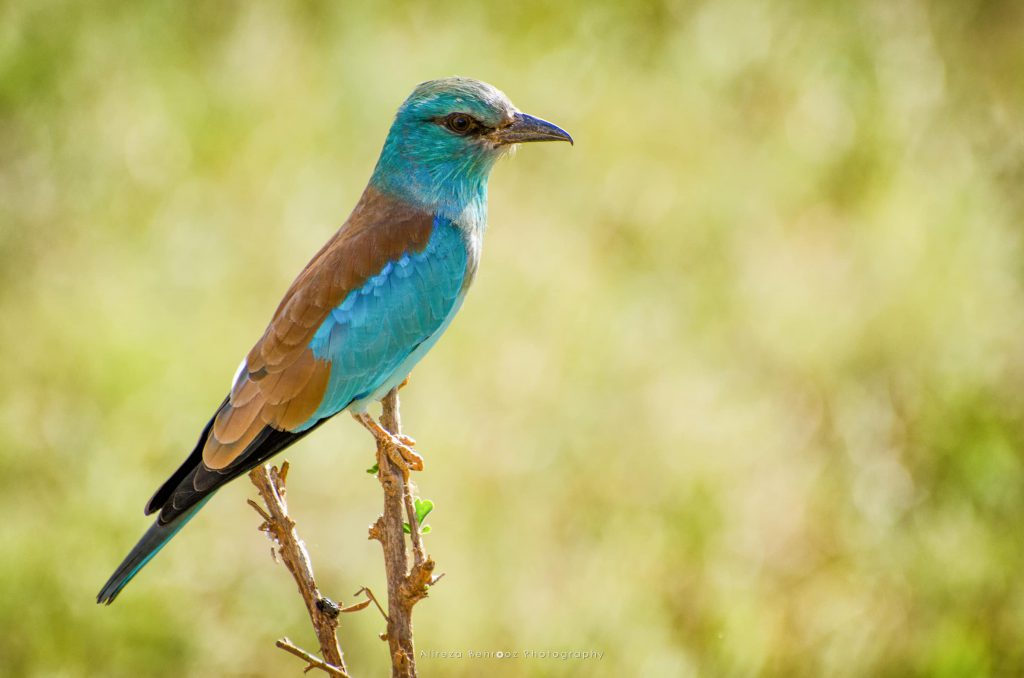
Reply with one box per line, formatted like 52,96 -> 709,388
385,438 -> 424,473
352,411 -> 424,473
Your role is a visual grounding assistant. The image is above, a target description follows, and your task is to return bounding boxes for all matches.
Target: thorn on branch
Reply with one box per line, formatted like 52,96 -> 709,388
368,517 -> 384,542
247,498 -> 272,523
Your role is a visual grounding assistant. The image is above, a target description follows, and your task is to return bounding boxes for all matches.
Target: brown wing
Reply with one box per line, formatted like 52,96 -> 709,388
199,187 -> 434,470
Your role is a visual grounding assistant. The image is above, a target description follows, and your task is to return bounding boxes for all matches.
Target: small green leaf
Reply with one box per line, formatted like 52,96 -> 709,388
366,463 -> 379,475
414,498 -> 434,523
401,499 -> 435,535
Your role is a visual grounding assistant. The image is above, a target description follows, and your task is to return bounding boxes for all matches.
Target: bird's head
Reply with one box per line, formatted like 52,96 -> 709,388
371,77 -> 572,223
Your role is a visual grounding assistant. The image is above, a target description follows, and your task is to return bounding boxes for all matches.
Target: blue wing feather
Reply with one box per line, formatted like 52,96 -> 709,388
300,216 -> 468,428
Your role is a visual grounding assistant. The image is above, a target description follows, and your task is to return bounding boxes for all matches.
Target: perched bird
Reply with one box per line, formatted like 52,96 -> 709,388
98,77 -> 571,604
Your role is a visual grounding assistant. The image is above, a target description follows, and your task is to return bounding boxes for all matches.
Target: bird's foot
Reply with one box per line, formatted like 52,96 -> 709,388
388,441 -> 424,474
352,412 -> 424,473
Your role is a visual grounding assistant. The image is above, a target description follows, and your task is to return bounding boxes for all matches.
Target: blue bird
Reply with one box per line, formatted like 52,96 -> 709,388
97,77 -> 571,604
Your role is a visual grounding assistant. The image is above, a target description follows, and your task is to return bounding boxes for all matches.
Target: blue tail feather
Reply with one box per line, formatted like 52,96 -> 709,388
96,497 -> 210,604
99,394 -> 327,604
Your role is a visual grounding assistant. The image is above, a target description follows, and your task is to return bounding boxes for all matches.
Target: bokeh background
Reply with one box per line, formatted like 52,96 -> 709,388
3,1 -> 1024,675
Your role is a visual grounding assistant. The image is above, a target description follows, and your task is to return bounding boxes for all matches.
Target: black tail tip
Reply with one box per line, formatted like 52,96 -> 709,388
96,581 -> 123,605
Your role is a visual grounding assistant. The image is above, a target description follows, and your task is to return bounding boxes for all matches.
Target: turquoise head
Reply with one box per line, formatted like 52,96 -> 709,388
370,77 -> 572,224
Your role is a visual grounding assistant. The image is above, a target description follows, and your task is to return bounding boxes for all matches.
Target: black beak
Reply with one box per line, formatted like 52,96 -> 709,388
494,112 -> 573,146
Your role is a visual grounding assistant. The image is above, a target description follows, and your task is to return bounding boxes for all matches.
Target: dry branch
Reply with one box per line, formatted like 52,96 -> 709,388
249,462 -> 349,677
275,638 -> 349,677
369,388 -> 438,678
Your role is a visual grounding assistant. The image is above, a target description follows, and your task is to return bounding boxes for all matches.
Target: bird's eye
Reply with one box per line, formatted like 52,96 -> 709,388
444,113 -> 475,134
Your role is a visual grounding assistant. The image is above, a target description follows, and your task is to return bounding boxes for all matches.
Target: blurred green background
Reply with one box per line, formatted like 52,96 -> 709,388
2,0 -> 1024,675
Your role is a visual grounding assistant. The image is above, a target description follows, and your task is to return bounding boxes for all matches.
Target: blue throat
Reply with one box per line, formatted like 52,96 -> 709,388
371,140 -> 492,227
370,110 -> 498,229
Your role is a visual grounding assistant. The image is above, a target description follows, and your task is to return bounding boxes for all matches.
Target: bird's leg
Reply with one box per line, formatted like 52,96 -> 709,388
388,375 -> 416,447
351,412 -> 424,472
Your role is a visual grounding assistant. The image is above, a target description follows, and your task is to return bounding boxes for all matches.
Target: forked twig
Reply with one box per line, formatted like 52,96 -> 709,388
251,386 -> 439,677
